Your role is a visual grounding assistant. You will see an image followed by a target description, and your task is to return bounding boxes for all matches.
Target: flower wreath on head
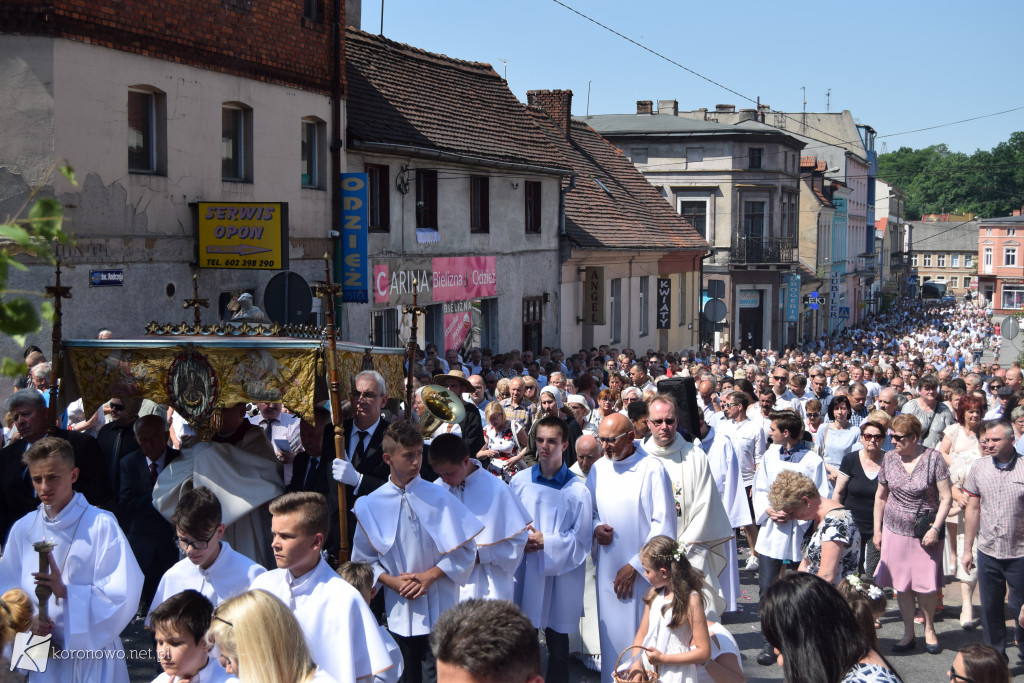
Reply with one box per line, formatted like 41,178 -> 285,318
844,574 -> 884,600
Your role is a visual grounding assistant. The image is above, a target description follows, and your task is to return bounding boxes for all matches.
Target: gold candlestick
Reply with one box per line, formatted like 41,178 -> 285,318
32,541 -> 56,623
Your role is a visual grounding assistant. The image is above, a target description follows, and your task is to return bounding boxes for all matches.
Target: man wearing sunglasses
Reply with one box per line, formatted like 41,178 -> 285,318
96,396 -> 142,503
642,394 -> 734,620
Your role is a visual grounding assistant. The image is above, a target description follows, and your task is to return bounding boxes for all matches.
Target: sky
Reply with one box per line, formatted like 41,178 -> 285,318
355,0 -> 1024,155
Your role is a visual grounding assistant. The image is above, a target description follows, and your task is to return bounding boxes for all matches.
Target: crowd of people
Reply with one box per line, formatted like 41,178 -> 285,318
0,299 -> 1021,683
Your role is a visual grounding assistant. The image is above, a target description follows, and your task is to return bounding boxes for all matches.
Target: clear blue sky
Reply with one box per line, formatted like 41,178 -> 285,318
355,0 -> 1024,155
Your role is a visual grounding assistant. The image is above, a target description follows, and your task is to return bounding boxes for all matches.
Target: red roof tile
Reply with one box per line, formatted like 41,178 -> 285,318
344,29 -> 568,171
528,109 -> 709,251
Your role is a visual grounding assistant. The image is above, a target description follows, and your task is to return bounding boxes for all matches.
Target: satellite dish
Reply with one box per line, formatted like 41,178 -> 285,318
703,298 -> 727,324
1002,316 -> 1020,341
264,271 -> 313,325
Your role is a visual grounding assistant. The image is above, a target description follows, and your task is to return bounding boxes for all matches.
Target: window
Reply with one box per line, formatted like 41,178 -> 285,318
525,181 -> 542,233
1010,229 -> 1017,237
937,254 -> 946,268
302,0 -> 318,22
911,254 -> 919,267
1005,247 -> 1017,266
984,248 -> 993,270
222,104 -> 252,182
951,254 -> 960,267
950,277 -> 959,289
985,229 -> 992,236
470,176 -> 489,233
1002,286 -> 1024,310
370,308 -> 399,347
300,119 -> 325,189
521,297 -> 543,355
610,278 -> 622,343
677,200 -> 707,239
631,148 -> 648,164
748,148 -> 763,169
639,277 -> 649,337
128,88 -> 164,174
366,164 -> 390,232
744,201 -> 765,237
415,169 -> 438,229
923,254 -> 932,267
966,254 -> 974,268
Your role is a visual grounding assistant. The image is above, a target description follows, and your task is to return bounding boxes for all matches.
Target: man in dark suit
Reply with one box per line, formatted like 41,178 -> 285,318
0,390 -> 114,544
118,413 -> 180,608
288,406 -> 331,496
433,370 -> 485,457
96,396 -> 139,504
325,370 -> 392,561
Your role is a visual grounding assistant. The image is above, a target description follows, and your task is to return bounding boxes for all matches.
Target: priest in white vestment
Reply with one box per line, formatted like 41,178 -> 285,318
154,404 -> 285,568
641,395 -> 735,621
352,420 -> 482,679
510,416 -> 593,682
698,412 -> 752,612
428,434 -> 531,601
0,437 -> 143,683
250,491 -> 394,683
588,414 -> 677,682
146,486 -> 265,625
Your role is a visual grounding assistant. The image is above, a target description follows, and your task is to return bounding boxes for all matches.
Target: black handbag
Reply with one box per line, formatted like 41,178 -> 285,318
913,499 -> 945,541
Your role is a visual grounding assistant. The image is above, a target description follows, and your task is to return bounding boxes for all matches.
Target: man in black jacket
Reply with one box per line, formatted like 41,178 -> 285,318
0,390 -> 113,543
118,414 -> 180,608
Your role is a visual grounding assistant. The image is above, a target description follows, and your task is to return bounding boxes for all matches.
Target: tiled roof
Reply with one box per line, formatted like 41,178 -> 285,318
528,109 -> 710,252
344,29 -> 568,171
802,176 -> 833,208
875,217 -> 888,237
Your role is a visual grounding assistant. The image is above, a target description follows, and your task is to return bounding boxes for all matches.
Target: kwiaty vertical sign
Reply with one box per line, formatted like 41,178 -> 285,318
340,174 -> 369,303
656,278 -> 671,329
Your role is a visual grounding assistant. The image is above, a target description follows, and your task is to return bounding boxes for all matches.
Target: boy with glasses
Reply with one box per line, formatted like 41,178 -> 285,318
147,486 -> 265,625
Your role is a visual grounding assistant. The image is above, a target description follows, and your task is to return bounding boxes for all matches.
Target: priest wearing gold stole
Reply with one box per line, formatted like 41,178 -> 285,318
154,402 -> 285,568
640,394 -> 735,620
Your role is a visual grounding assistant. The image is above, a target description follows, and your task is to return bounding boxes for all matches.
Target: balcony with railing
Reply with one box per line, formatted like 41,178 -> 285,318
729,235 -> 797,265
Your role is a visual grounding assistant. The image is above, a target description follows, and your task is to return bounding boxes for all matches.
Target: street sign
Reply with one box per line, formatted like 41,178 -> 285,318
89,269 -> 124,287
907,275 -> 918,285
1002,316 -> 1020,341
703,298 -> 727,324
838,307 -> 850,319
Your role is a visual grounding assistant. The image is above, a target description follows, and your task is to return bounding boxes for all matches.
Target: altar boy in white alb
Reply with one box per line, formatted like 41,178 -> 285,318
510,415 -> 593,683
146,486 -> 265,626
428,432 -> 531,601
0,437 -> 143,683
353,420 -> 483,683
250,491 -> 393,683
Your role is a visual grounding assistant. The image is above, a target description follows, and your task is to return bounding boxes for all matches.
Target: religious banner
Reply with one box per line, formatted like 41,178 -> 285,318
62,339 -> 408,426
656,278 -> 671,329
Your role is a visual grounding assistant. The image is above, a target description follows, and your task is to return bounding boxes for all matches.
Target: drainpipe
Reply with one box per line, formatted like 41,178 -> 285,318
330,0 -> 344,327
557,173 -> 578,350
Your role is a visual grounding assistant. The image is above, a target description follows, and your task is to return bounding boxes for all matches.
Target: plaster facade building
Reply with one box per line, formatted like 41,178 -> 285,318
343,29 -> 568,355
974,214 -> 1024,312
583,101 -> 805,351
524,91 -> 707,354
905,220 -> 978,301
1,0 -> 345,361
875,180 -> 909,301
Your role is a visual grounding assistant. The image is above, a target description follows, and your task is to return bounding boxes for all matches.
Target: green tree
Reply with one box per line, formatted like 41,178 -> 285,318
0,162 -> 75,376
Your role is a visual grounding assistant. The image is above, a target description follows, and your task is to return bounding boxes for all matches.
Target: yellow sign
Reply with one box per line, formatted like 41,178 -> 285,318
197,202 -> 287,270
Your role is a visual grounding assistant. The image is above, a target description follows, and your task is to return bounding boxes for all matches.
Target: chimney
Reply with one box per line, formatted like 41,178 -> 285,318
657,99 -> 678,116
527,90 -> 574,140
345,0 -> 361,28
636,100 -> 653,115
715,104 -> 735,113
737,108 -> 757,122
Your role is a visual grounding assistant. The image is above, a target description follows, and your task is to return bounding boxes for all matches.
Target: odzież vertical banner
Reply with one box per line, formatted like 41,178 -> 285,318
656,278 -> 671,329
583,267 -> 605,325
340,173 -> 369,303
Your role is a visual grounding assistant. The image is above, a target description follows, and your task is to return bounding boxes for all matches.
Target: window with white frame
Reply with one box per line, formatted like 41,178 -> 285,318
1005,247 -> 1017,267
966,253 -> 974,268
937,254 -> 946,267
950,277 -> 959,289
984,248 -> 993,269
923,254 -> 932,267
1002,285 -> 1024,310
300,118 -> 325,189
912,254 -> 919,267
951,254 -> 960,267
128,88 -> 165,174
222,104 -> 253,182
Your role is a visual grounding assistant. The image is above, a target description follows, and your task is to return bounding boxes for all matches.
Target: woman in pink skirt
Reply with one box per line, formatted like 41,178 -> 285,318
872,413 -> 953,656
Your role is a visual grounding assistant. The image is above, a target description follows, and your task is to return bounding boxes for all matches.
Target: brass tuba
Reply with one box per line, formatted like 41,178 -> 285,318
419,385 -> 466,439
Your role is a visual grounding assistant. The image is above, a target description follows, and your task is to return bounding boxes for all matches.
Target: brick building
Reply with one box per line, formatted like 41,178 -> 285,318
1,0 -> 347,359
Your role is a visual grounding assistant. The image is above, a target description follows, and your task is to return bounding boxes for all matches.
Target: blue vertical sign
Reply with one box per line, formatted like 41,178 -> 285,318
340,173 -> 369,303
785,273 -> 800,322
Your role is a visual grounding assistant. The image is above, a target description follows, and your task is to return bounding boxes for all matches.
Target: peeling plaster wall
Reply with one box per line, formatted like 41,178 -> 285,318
0,36 -> 338,375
